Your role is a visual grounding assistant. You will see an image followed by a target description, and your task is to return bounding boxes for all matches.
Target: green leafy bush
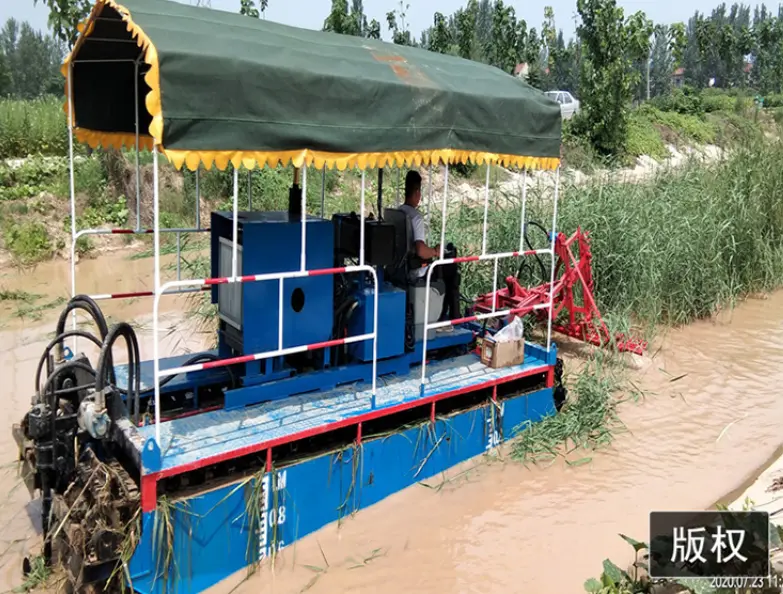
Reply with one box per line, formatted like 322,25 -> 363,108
626,110 -> 668,159
650,86 -> 705,116
3,221 -> 53,264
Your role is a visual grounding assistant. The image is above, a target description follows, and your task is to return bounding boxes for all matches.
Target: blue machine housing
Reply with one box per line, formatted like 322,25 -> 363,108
210,211 -> 334,358
347,284 -> 405,361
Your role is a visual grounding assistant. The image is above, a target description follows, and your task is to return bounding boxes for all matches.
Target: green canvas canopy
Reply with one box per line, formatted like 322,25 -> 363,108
64,0 -> 562,171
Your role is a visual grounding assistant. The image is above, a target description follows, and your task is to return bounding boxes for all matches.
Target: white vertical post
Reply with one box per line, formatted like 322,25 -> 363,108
320,166 -> 326,218
247,170 -> 252,210
232,167 -> 239,280
439,164 -> 449,260
68,62 -> 78,346
420,161 -> 450,389
359,170 -> 366,266
546,168 -> 560,352
134,59 -> 141,231
195,166 -> 201,230
491,257 -> 499,313
278,279 -> 284,350
176,233 -> 181,280
426,164 -> 432,243
300,166 -> 307,272
481,164 -> 491,256
420,267 -> 435,388
519,169 -> 528,254
153,145 -> 162,445
371,266 -> 378,408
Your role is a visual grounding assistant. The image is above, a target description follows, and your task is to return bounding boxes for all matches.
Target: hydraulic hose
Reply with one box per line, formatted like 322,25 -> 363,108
516,221 -> 550,283
54,295 -> 110,360
95,323 -> 141,424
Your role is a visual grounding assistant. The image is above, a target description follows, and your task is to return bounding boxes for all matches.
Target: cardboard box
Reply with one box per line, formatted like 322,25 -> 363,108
480,336 -> 525,368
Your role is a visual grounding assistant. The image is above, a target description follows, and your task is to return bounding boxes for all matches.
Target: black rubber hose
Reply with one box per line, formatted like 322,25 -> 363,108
95,323 -> 140,423
516,221 -> 550,282
54,295 -> 109,360
35,330 -> 103,394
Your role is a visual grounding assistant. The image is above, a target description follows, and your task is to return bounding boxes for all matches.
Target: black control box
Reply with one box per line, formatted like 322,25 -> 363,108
332,213 -> 396,267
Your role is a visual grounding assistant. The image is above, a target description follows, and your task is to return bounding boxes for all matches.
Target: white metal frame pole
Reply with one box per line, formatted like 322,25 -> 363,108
546,169 -> 560,352
67,62 -> 78,347
426,164 -> 432,243
152,145 -> 162,444
320,166 -> 326,219
357,169 -> 378,406
195,166 -> 201,229
420,162 -> 450,387
359,171 -> 366,266
134,57 -> 141,231
518,169 -> 528,254
481,164 -> 491,256
300,166 -> 307,271
438,164 -> 449,260
247,170 -> 252,210
231,167 -> 239,280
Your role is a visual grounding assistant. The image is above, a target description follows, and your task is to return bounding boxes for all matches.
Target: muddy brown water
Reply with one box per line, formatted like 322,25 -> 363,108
0,256 -> 782,594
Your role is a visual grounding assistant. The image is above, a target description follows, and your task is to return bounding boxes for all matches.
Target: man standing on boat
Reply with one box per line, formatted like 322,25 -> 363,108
399,170 -> 462,322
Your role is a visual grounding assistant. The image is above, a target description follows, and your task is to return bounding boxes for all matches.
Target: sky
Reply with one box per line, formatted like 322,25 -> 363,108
2,0 -> 729,41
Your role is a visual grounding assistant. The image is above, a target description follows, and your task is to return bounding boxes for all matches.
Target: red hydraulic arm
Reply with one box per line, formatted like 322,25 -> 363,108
473,228 -> 647,355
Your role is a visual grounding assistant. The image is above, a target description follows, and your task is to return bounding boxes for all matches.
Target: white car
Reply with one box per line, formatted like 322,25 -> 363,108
545,90 -> 580,120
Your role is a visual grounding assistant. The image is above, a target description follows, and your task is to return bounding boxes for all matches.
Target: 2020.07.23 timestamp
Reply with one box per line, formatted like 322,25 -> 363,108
710,575 -> 780,590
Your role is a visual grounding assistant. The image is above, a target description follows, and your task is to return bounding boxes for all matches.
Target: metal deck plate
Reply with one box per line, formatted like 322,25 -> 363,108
134,351 -> 549,474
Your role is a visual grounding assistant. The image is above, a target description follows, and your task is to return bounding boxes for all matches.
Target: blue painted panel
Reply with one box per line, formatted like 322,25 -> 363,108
211,212 -> 334,355
347,284 -> 406,362
528,389 -> 556,424
240,214 -> 334,354
501,393 -> 529,439
130,386 -> 554,594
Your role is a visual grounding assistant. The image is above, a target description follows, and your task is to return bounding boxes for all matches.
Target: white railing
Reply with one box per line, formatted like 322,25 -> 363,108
149,161 -> 379,445
418,166 -> 561,392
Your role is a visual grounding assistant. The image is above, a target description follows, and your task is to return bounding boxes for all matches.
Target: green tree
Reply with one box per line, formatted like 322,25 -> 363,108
324,0 -> 379,38
429,12 -> 451,54
575,0 -> 653,156
485,0 -> 521,73
387,1 -> 413,46
239,0 -> 260,18
455,0 -> 479,59
650,25 -> 674,97
0,18 -> 64,99
0,51 -> 10,97
33,0 -> 92,48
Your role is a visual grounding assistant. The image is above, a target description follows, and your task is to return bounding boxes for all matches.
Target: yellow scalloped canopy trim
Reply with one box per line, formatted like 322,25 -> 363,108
165,149 -> 560,172
62,0 -> 161,153
61,0 -> 560,172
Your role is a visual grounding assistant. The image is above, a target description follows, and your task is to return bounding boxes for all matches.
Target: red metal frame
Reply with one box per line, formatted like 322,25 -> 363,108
139,363 -> 551,511
474,228 -> 647,355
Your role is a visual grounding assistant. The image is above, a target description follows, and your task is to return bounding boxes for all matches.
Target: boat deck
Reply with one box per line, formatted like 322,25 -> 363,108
134,344 -> 554,476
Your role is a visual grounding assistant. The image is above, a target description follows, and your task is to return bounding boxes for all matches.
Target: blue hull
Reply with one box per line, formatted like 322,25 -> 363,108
127,383 -> 556,593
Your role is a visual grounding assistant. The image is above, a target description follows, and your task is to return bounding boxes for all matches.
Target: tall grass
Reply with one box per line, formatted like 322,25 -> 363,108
444,139 -> 783,329
0,97 -> 67,159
